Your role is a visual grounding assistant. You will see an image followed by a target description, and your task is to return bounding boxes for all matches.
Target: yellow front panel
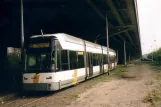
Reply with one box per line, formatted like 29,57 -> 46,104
72,69 -> 78,85
33,74 -> 40,83
106,64 -> 108,72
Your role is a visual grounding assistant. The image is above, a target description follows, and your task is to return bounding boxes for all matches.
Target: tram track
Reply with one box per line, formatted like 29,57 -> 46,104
2,92 -> 54,107
1,72 -> 114,107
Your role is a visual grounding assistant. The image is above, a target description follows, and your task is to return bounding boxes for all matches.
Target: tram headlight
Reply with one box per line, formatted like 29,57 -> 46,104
48,84 -> 51,88
46,76 -> 52,79
24,77 -> 28,80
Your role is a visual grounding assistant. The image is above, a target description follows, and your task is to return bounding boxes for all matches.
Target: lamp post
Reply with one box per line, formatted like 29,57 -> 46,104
154,39 -> 157,62
151,46 -> 153,61
154,40 -> 157,52
21,0 -> 24,61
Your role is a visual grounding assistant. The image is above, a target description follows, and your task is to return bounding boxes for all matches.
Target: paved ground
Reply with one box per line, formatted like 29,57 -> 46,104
1,63 -> 159,107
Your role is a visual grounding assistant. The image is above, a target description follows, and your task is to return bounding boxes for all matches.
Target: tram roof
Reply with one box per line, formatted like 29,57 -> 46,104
31,33 -> 115,53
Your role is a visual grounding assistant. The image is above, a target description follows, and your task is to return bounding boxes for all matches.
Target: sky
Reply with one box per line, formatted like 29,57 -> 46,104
137,0 -> 161,55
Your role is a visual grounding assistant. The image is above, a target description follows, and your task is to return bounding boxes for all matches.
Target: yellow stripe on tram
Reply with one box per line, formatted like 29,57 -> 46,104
33,74 -> 40,83
106,64 -> 109,72
72,69 -> 78,85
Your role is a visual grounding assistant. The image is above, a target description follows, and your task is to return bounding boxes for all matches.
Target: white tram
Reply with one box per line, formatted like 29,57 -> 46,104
23,33 -> 117,91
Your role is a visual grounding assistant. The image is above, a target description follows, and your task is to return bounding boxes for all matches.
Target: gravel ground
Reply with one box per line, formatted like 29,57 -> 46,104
69,64 -> 158,107
0,69 -> 116,107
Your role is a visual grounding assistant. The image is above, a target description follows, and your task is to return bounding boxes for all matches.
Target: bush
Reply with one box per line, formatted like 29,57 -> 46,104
148,48 -> 161,65
6,47 -> 22,92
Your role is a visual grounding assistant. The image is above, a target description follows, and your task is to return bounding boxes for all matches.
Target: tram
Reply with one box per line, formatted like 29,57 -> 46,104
23,33 -> 117,91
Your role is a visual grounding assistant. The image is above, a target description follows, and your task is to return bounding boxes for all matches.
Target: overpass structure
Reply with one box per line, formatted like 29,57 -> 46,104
1,0 -> 141,91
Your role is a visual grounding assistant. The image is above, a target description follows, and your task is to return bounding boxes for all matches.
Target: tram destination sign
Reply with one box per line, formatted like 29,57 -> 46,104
29,43 -> 50,48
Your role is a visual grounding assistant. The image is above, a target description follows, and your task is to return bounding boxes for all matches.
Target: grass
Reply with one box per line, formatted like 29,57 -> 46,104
71,94 -> 80,99
149,63 -> 161,72
151,90 -> 161,102
142,93 -> 153,104
97,74 -> 111,82
84,85 -> 93,89
143,89 -> 161,107
143,64 -> 161,107
115,70 -> 121,77
155,66 -> 161,71
113,65 -> 126,77
156,74 -> 161,80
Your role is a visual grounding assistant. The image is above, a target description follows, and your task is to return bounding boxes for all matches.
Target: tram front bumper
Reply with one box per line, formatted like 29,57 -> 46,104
23,82 -> 60,91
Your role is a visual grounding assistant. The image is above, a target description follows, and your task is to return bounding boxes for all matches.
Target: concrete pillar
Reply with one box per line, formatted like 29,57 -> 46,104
106,12 -> 110,73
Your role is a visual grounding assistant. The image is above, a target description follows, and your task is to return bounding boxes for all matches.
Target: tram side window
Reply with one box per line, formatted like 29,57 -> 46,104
112,56 -> 114,62
106,55 -> 109,64
109,55 -> 111,63
56,49 -> 61,70
109,55 -> 114,63
103,55 -> 107,64
61,50 -> 69,70
113,56 -> 115,62
93,54 -> 96,66
97,54 -> 100,66
96,54 -> 99,66
98,54 -> 102,65
89,53 -> 93,66
70,51 -> 78,69
97,54 -> 100,65
77,51 -> 84,68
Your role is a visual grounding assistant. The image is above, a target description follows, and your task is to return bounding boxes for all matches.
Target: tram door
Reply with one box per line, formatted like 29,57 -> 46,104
99,54 -> 103,74
88,53 -> 93,77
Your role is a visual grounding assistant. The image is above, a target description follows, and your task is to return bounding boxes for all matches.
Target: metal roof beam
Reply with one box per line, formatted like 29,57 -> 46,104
126,0 -> 140,47
110,24 -> 136,29
87,0 -> 105,20
126,0 -> 136,25
87,0 -> 123,43
111,36 -> 123,45
105,0 -> 137,49
109,29 -> 132,37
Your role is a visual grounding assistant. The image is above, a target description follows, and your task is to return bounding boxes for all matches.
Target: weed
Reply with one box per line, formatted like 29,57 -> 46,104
84,85 -> 93,89
98,77 -> 106,82
71,94 -> 80,99
151,90 -> 161,102
142,93 -> 153,103
143,74 -> 161,107
115,70 -> 121,77
156,74 -> 161,80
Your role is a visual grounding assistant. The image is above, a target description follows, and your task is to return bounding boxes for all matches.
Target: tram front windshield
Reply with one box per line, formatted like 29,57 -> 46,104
26,53 -> 52,72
